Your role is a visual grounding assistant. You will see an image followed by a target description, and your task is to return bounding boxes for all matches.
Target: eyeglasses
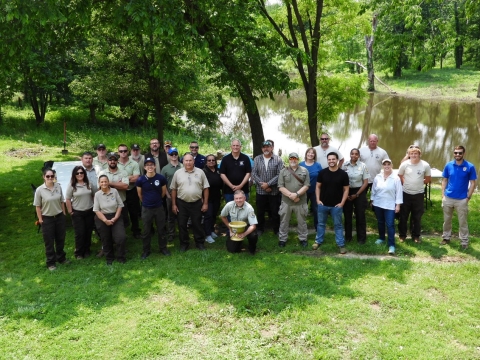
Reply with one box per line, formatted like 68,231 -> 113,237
289,157 -> 298,161
108,159 -> 117,161
45,175 -> 55,179
76,172 -> 84,175
97,148 -> 106,151
207,159 -> 216,162
118,150 -> 128,153
150,142 -> 159,145
320,138 -> 329,140
454,152 -> 463,155
190,146 -> 199,149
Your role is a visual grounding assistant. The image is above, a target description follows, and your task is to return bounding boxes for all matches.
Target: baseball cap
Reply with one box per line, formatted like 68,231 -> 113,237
144,157 -> 155,165
96,143 -> 106,150
107,152 -> 118,160
288,152 -> 299,159
168,147 -> 179,155
131,144 -> 140,150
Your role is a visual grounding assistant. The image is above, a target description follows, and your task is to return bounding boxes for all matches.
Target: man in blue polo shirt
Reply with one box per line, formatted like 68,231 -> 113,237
441,145 -> 477,249
136,157 -> 169,259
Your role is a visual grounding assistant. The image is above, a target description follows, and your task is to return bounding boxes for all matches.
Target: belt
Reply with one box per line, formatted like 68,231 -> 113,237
43,212 -> 64,219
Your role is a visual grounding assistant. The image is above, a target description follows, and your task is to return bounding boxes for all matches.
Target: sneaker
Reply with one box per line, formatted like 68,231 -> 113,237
300,241 -> 307,248
48,265 -> 57,271
312,243 -> 320,250
210,232 -> 218,239
339,247 -> 347,254
399,237 -> 405,243
141,251 -> 150,260
205,235 -> 215,244
440,239 -> 450,245
375,239 -> 385,245
388,246 -> 395,255
278,241 -> 286,248
76,256 -> 83,260
96,249 -> 105,257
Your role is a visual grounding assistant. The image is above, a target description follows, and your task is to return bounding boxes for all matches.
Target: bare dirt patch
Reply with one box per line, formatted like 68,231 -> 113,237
4,147 -> 45,158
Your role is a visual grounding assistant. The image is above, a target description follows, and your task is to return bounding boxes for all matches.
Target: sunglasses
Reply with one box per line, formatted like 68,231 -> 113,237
118,150 -> 128,153
289,157 -> 298,160
454,152 -> 463,155
207,159 -> 216,162
169,153 -> 178,156
190,146 -> 199,149
45,175 -> 55,179
76,172 -> 84,175
320,138 -> 329,140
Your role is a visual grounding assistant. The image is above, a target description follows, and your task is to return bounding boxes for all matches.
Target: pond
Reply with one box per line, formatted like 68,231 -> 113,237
220,93 -> 480,176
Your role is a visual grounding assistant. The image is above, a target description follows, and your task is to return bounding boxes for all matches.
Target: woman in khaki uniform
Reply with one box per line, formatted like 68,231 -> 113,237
93,175 -> 126,265
66,166 -> 94,259
33,168 -> 67,271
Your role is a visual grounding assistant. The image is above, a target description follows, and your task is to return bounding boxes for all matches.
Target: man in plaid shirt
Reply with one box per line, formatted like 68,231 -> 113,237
252,140 -> 285,236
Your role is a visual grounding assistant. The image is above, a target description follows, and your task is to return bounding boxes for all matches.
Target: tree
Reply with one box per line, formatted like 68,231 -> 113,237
0,0 -> 89,124
258,0 -> 361,146
183,0 -> 291,156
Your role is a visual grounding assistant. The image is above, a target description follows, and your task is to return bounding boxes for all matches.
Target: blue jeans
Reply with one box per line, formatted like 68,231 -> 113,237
315,205 -> 345,247
306,192 -> 318,230
374,207 -> 396,247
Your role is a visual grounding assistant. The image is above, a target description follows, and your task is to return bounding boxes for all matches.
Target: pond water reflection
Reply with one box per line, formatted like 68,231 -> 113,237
220,94 -> 480,175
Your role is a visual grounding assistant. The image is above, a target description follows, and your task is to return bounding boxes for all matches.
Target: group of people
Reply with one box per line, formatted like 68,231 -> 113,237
33,134 -> 477,270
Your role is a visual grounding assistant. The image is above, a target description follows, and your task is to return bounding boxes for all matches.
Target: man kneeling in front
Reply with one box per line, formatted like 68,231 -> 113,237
220,190 -> 258,255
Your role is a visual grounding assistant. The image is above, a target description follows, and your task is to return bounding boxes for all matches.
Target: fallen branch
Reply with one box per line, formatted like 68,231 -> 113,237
345,61 -> 396,93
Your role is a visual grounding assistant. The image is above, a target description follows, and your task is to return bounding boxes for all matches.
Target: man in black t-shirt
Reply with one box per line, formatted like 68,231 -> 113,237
313,152 -> 349,254
220,139 -> 252,202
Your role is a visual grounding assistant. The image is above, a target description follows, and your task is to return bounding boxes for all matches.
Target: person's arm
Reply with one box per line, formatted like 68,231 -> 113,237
61,201 -> 66,215
171,189 -> 179,214
112,206 -> 123,224
468,180 -> 476,201
424,175 -> 431,185
66,199 -> 74,215
137,187 -> 143,203
441,178 -> 448,198
315,182 -> 322,205
338,158 -> 344,168
220,174 -> 234,191
337,185 -> 349,207
394,178 -> 403,213
398,174 -> 405,185
357,179 -> 368,197
236,172 -> 251,190
161,185 -> 166,198
267,158 -> 283,186
110,179 -> 129,191
201,188 -> 209,212
36,206 -> 44,224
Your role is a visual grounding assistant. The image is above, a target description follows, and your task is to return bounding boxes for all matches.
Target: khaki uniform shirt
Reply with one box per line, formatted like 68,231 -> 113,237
170,167 -> 209,202
118,159 -> 140,190
66,184 -> 94,211
220,201 -> 258,225
98,168 -> 129,201
93,157 -> 108,174
93,188 -> 124,214
130,155 -> 145,176
84,166 -> 98,193
342,161 -> 369,188
33,183 -> 65,216
278,166 -> 310,206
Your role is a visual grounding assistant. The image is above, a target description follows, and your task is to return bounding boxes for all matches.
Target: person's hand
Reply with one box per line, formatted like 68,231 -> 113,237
395,204 -> 400,213
335,203 -> 344,208
265,187 -> 272,193
293,197 -> 300,203
201,203 -> 208,212
172,205 -> 179,214
260,182 -> 269,190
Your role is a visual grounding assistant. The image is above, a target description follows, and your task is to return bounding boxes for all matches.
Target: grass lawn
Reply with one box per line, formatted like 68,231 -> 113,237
377,67 -> 480,101
1,140 -> 480,358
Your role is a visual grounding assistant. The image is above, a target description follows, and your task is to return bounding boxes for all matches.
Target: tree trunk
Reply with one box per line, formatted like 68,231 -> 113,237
454,1 -> 463,69
477,82 -> 480,98
153,95 -> 164,147
236,82 -> 265,157
306,73 -> 319,147
89,103 -> 97,124
365,15 -> 377,92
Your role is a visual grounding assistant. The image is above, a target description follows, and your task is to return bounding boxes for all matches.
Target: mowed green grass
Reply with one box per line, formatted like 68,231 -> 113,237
1,140 -> 480,359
